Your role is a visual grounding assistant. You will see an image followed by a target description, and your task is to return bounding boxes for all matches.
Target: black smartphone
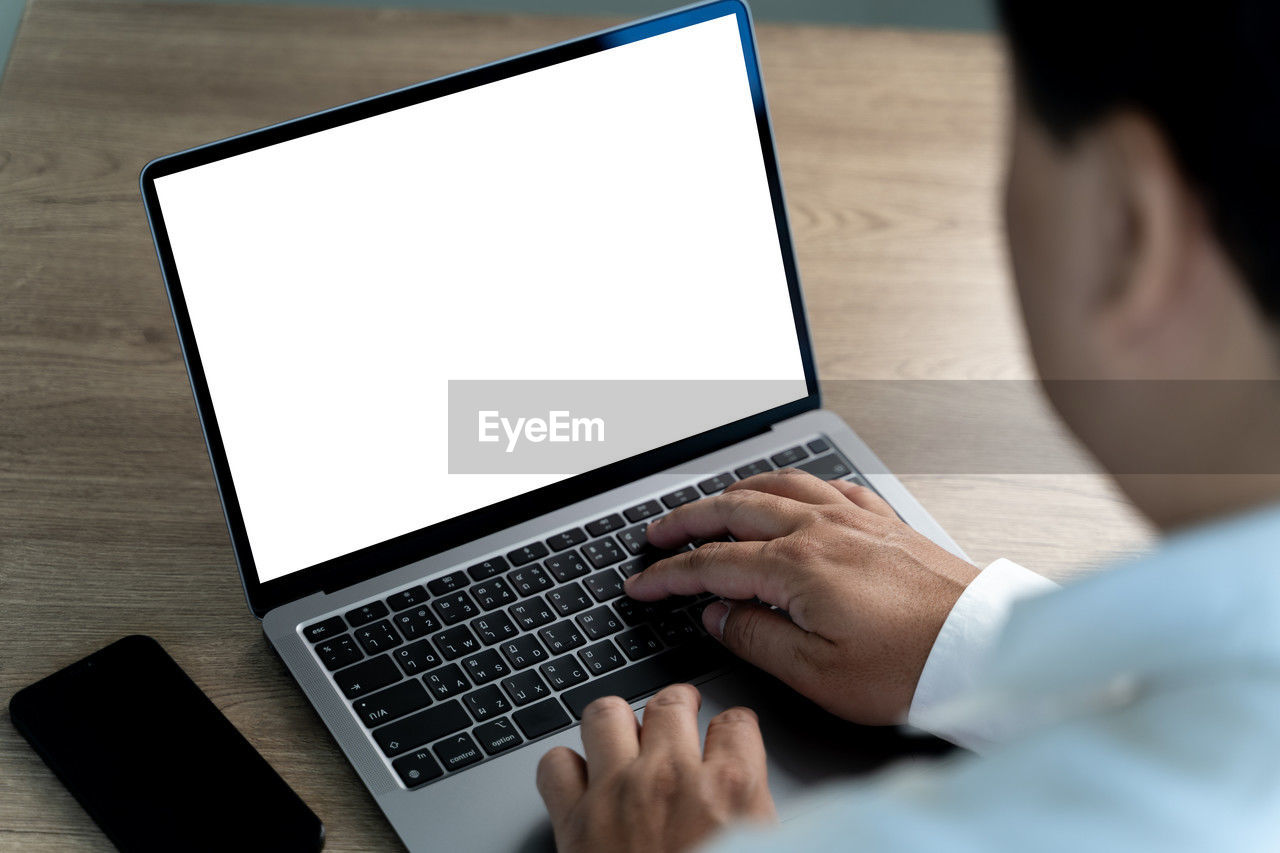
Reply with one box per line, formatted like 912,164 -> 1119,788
10,635 -> 324,852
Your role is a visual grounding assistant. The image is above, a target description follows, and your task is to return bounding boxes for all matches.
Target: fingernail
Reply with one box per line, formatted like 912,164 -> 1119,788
703,601 -> 730,639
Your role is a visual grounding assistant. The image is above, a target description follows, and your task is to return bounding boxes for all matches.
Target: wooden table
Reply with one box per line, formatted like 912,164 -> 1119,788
0,2 -> 1154,849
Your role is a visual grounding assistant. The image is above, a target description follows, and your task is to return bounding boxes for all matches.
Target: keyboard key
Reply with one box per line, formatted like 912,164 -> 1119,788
426,571 -> 468,597
433,732 -> 483,772
470,611 -> 519,645
617,557 -> 645,578
464,685 -> 511,721
423,663 -> 470,701
509,596 -> 556,631
540,656 -> 589,690
798,454 -> 852,480
562,639 -> 731,718
770,445 -> 809,467
545,527 -> 587,551
548,582 -> 592,617
806,437 -> 830,454
734,459 -> 772,479
616,626 -> 664,661
660,487 -> 700,509
697,472 -> 735,494
656,613 -> 699,646
471,577 -> 516,611
433,625 -> 480,660
374,700 -> 471,756
507,542 -> 549,567
539,620 -> 586,655
354,680 -> 431,728
335,654 -> 401,700
474,717 -> 524,755
345,601 -> 389,628
389,747 -> 445,788
613,597 -> 666,626
304,616 -> 346,644
509,565 -> 554,596
393,638 -> 442,676
467,555 -> 510,582
584,569 -> 625,602
386,585 -> 429,612
585,513 -> 625,536
616,524 -> 650,556
623,500 -> 662,523
392,605 -> 440,640
433,590 -> 479,625
500,635 -> 548,669
577,606 -> 623,640
354,620 -> 402,655
579,640 -> 626,676
512,698 -> 571,739
501,669 -> 551,706
392,747 -> 444,787
583,537 -> 625,569
315,635 -> 363,671
544,549 -> 591,583
462,649 -> 510,685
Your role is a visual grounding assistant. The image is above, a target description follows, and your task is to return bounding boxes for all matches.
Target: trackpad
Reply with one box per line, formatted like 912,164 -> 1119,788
696,668 -> 955,816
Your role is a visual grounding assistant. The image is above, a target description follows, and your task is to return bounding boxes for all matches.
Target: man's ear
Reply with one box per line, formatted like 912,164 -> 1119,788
1093,111 -> 1219,372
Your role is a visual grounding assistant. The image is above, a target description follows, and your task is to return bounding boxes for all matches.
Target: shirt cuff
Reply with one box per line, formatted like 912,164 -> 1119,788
906,558 -> 1058,751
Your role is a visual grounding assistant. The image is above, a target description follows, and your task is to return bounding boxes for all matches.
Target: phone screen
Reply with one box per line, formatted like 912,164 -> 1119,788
10,635 -> 323,852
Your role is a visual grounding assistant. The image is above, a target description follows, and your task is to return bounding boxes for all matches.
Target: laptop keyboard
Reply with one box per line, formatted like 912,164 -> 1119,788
300,436 -> 866,789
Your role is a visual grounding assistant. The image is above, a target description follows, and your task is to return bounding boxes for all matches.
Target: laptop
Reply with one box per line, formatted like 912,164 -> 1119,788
140,1 -> 966,849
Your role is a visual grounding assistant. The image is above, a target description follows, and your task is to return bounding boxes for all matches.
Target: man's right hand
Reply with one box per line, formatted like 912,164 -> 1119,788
625,469 -> 980,726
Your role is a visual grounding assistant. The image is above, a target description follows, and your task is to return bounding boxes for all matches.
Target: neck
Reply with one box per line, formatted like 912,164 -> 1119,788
1118,473 -> 1280,532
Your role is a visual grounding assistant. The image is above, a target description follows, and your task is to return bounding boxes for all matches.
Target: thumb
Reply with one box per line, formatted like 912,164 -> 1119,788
701,600 -> 831,696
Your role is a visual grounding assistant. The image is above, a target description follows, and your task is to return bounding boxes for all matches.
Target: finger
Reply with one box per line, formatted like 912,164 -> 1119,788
624,540 -> 791,607
701,600 -> 833,695
536,746 -> 588,824
579,696 -> 640,781
703,706 -> 775,817
702,706 -> 767,773
828,480 -> 897,519
638,684 -> 702,757
644,490 -> 814,549
725,467 -> 848,506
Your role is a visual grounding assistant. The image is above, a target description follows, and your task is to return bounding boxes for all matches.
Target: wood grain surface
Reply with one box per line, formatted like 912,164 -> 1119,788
0,2 -> 1153,849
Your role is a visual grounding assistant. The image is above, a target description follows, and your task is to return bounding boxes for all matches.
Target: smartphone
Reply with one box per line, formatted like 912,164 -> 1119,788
10,635 -> 324,852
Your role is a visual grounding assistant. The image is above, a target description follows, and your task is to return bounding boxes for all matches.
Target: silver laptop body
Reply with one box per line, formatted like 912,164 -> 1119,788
141,2 -> 965,849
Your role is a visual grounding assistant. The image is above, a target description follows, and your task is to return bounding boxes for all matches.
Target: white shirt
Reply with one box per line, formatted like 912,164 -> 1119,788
706,502 -> 1280,852
907,557 -> 1059,751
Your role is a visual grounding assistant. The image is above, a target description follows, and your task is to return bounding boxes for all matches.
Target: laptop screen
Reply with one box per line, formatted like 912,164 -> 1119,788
152,12 -> 808,584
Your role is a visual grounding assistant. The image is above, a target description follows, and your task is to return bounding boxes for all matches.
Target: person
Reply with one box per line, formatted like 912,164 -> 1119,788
533,1 -> 1280,850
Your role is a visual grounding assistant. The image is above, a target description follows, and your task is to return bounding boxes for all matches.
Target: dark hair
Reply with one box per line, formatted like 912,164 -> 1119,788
997,1 -> 1280,320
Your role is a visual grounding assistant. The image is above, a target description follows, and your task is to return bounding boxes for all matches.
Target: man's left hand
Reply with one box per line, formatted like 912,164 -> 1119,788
536,684 -> 777,853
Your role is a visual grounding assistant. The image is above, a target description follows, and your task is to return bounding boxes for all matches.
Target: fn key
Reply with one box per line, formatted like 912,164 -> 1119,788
392,748 -> 444,788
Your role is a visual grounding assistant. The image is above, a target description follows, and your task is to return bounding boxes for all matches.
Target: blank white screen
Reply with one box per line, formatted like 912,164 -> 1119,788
155,14 -> 807,583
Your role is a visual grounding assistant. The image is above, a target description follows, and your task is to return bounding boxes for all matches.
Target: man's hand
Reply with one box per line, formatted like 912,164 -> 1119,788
627,469 -> 980,725
537,685 -> 776,853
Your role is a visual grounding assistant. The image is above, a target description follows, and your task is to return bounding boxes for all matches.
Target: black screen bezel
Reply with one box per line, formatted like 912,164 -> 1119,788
140,0 -> 820,618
